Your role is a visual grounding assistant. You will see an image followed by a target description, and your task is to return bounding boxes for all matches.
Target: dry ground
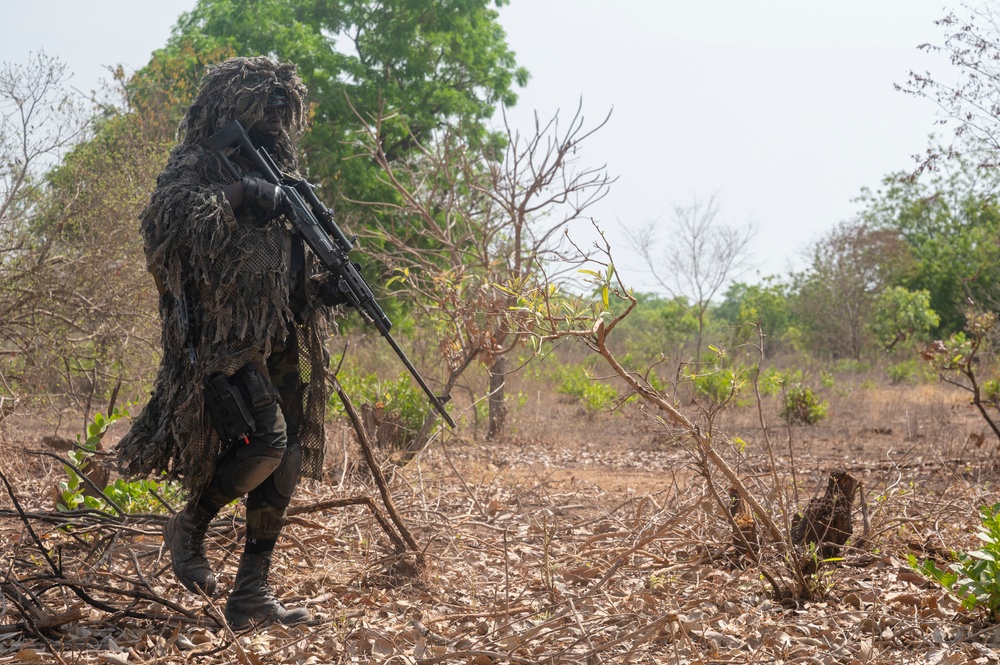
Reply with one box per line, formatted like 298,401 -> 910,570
2,371 -> 1000,664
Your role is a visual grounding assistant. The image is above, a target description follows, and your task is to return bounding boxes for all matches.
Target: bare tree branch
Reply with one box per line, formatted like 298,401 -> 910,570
625,194 -> 755,359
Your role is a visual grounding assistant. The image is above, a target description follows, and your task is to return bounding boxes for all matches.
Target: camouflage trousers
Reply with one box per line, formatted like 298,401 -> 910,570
202,329 -> 306,553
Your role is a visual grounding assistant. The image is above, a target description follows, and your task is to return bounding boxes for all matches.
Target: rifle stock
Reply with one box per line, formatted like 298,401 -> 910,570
206,119 -> 455,428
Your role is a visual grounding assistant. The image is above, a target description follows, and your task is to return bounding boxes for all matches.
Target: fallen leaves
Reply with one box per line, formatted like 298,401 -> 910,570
3,413 -> 1000,665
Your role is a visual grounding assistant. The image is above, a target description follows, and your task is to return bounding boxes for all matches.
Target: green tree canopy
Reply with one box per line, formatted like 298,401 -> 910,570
157,0 -> 529,207
857,151 -> 1000,335
868,286 -> 940,352
716,277 -> 793,351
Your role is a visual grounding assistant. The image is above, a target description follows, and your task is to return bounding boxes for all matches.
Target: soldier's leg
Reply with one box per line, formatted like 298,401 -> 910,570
165,360 -> 286,596
225,332 -> 311,629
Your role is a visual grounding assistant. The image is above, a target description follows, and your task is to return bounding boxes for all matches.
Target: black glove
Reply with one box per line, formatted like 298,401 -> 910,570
242,177 -> 287,221
319,276 -> 349,307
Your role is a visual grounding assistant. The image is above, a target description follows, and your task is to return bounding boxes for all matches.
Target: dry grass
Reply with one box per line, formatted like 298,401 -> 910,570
2,369 -> 1000,664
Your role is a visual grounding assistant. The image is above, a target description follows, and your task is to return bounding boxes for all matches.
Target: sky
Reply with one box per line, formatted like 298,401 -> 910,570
1,1 -> 965,295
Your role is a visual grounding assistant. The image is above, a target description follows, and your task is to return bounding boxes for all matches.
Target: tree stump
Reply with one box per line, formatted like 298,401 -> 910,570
360,403 -> 406,450
729,487 -> 760,559
791,468 -> 860,574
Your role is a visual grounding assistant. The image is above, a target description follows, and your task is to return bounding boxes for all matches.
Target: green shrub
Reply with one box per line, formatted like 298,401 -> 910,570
59,409 -> 126,511
558,365 -> 618,415
329,371 -> 429,434
833,359 -> 871,374
820,370 -> 835,389
60,408 -> 182,514
911,503 -> 1000,620
103,476 -> 184,514
780,384 -> 828,425
689,366 -> 745,405
758,368 -> 802,397
983,379 -> 1000,407
887,359 -> 936,385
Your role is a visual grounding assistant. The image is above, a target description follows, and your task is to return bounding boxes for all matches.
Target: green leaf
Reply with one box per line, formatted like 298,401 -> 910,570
975,530 -> 997,545
969,549 -> 997,562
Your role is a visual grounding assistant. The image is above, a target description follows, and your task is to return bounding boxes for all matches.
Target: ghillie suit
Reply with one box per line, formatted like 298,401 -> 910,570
115,58 -> 333,627
116,56 -> 329,493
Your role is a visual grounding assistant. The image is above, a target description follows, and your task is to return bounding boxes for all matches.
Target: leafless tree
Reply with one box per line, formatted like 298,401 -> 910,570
0,52 -> 88,255
0,53 -> 160,424
347,100 -> 612,441
0,52 -> 89,416
626,194 -> 755,360
898,5 -> 1000,175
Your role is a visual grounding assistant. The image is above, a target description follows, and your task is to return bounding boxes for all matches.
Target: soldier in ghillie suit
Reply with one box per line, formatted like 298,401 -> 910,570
116,56 -> 338,629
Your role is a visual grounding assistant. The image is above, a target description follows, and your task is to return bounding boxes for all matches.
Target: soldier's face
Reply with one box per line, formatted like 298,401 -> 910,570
250,107 -> 283,150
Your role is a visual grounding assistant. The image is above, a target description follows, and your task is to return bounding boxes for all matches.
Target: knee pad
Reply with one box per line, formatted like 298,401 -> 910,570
210,400 -> 288,499
212,445 -> 285,498
226,451 -> 284,496
260,442 -> 302,509
244,444 -> 301,544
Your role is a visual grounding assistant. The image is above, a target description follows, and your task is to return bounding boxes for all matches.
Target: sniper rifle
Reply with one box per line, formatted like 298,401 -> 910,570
205,119 -> 455,428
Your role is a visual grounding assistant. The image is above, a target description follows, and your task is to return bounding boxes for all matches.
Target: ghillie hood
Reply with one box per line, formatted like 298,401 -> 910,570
178,56 -> 308,168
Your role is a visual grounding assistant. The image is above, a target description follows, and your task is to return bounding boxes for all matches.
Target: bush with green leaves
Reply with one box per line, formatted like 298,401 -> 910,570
329,371 -> 430,434
780,383 -> 828,425
833,359 -> 871,374
687,366 -> 747,405
557,365 -> 618,416
755,367 -> 803,398
984,379 -> 1000,408
60,408 -> 182,514
677,346 -> 753,407
887,359 -> 936,385
59,409 -> 126,511
911,503 -> 1000,620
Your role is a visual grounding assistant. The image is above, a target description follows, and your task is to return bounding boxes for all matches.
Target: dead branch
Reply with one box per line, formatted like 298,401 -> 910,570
334,377 -> 422,559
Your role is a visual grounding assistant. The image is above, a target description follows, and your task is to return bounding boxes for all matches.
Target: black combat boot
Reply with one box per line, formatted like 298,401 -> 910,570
163,501 -> 217,596
224,550 -> 311,630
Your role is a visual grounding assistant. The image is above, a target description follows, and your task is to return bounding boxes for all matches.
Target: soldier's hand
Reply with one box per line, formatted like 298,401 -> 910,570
242,177 -> 287,221
319,276 -> 349,307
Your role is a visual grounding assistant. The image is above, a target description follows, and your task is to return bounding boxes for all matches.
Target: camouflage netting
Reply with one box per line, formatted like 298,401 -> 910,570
115,57 -> 330,494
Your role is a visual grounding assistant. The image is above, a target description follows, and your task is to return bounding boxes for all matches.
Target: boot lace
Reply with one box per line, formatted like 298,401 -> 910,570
181,510 -> 212,557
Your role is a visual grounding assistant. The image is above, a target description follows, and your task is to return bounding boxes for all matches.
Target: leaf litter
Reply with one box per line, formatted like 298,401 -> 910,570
2,386 -> 1000,665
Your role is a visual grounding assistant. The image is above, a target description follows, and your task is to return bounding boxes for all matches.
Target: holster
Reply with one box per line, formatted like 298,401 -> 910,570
202,373 -> 256,443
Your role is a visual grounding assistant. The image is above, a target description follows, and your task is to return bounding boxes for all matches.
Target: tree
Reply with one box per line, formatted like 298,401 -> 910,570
351,102 -> 612,440
0,52 -> 88,247
626,195 -> 755,361
1,53 -> 178,420
124,40 -> 237,145
0,52 -> 91,411
868,286 -> 940,352
716,276 -> 794,354
898,5 -> 1000,174
792,220 -> 910,360
857,153 -> 1000,336
159,0 -> 529,212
